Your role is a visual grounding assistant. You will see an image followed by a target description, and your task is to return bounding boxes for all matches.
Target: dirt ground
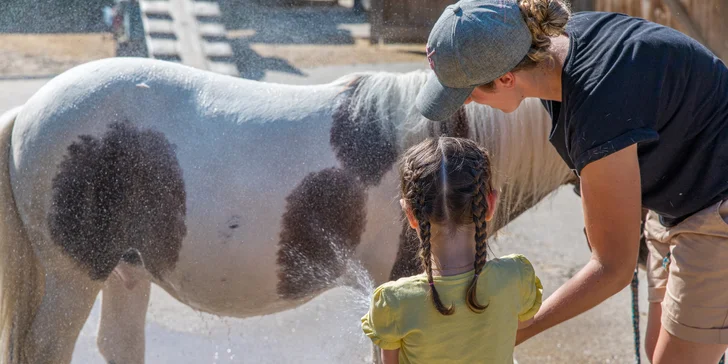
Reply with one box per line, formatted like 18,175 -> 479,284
0,34 -> 116,77
249,39 -> 426,68
0,32 -> 426,77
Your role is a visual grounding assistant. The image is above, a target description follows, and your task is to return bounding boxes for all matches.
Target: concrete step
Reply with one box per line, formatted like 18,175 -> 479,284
147,38 -> 179,56
138,0 -> 239,77
198,22 -> 227,38
140,1 -> 172,16
145,18 -> 176,36
192,2 -> 222,17
202,41 -> 234,58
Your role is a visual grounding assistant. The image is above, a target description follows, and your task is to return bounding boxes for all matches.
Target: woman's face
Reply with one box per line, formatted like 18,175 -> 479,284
464,73 -> 523,113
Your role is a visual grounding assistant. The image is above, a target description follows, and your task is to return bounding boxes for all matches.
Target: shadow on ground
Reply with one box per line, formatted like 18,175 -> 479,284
221,0 -> 366,45
220,0 -> 367,79
230,38 -> 306,80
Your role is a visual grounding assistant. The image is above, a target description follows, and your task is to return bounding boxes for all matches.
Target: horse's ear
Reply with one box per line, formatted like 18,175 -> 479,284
335,76 -> 362,98
345,76 -> 361,89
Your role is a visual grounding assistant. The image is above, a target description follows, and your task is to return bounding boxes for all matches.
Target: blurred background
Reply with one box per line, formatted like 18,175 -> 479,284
0,0 -> 725,363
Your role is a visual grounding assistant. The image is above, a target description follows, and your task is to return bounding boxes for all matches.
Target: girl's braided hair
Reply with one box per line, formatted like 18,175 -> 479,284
399,137 -> 494,315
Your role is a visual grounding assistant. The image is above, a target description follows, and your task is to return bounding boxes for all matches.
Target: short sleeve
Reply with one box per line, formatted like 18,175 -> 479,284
361,285 -> 401,350
515,255 -> 543,322
565,54 -> 660,174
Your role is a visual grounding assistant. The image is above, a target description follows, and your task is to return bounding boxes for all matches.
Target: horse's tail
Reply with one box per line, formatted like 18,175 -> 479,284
0,106 -> 42,364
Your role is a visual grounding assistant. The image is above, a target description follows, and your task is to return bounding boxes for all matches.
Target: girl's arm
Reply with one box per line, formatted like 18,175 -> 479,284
516,144 -> 642,344
382,349 -> 399,364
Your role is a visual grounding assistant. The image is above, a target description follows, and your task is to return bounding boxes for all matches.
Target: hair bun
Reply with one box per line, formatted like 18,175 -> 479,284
518,0 -> 571,62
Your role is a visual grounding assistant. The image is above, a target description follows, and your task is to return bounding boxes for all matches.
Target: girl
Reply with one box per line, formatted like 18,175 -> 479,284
361,137 -> 543,363
417,0 -> 728,362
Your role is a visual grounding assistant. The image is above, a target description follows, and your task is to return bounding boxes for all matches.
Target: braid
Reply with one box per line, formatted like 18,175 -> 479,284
466,155 -> 490,313
407,160 -> 454,316
418,218 -> 454,315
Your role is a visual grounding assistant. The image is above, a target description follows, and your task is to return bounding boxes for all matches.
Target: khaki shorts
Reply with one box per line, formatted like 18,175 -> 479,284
645,199 -> 728,344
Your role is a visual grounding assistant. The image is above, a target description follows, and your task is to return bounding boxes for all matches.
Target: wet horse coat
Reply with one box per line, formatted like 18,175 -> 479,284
0,57 -> 575,363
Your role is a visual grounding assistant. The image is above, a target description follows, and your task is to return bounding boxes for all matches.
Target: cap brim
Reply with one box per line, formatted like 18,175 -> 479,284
416,72 -> 474,121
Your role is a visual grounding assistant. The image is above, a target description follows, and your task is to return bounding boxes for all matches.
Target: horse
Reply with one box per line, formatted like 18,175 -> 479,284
0,57 -> 576,363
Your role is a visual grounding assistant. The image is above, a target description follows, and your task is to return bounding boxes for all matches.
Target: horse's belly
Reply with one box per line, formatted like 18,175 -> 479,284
154,204 -> 302,317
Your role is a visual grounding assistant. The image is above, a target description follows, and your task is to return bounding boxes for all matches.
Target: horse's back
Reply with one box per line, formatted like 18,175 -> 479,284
8,57 -> 354,315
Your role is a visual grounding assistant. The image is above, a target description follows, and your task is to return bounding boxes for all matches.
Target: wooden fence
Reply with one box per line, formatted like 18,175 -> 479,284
583,0 -> 728,60
369,0 -> 728,60
368,0 -> 454,44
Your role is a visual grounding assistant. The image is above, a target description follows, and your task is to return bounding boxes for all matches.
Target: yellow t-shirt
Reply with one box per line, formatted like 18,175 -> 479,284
361,254 -> 543,364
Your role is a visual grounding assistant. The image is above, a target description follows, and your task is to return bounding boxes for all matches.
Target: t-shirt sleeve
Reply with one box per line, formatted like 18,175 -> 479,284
515,255 -> 543,322
566,57 -> 660,174
361,285 -> 402,350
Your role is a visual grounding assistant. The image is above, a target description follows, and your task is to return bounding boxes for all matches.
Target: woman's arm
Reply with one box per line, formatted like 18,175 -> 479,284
516,144 -> 642,344
518,317 -> 534,330
382,349 -> 399,364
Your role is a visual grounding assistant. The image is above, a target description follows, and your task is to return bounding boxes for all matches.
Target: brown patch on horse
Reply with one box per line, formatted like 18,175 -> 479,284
437,106 -> 469,138
388,219 -> 422,281
330,77 -> 398,187
446,107 -> 469,138
48,121 -> 187,280
276,168 -> 366,300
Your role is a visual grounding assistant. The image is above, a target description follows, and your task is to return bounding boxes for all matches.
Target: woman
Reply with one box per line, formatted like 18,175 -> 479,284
416,0 -> 728,363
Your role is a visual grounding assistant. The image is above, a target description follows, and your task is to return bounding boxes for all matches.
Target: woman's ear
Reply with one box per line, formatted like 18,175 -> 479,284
400,199 -> 419,229
496,72 -> 516,89
485,190 -> 498,222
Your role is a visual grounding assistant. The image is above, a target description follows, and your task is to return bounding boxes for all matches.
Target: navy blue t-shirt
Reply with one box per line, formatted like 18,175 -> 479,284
542,11 -> 728,226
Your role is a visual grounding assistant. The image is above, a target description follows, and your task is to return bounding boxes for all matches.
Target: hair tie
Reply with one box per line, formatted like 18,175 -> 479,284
474,273 -> 479,278
428,282 -> 434,286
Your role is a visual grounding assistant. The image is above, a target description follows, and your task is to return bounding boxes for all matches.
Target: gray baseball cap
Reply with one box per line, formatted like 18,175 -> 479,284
416,0 -> 532,121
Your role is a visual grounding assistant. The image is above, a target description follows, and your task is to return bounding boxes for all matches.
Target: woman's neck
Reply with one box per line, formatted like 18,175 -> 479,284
429,224 -> 477,277
520,34 -> 570,102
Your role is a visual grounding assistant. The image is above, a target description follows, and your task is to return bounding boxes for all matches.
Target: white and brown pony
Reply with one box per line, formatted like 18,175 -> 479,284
0,57 -> 575,363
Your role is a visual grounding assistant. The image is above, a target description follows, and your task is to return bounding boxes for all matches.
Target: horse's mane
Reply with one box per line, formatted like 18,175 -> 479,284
334,70 -> 576,236
333,70 -> 436,153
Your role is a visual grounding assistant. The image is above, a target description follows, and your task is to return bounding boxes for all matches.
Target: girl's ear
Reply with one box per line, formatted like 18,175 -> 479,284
400,199 -> 419,229
485,190 -> 498,222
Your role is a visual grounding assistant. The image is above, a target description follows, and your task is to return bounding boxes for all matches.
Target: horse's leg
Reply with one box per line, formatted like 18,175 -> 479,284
97,260 -> 151,364
24,254 -> 104,364
371,344 -> 382,364
388,221 -> 421,281
0,108 -> 101,363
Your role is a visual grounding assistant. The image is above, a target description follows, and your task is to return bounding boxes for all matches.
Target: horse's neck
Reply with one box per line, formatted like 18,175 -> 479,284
466,98 -> 575,234
390,93 -> 574,234
348,71 -> 574,233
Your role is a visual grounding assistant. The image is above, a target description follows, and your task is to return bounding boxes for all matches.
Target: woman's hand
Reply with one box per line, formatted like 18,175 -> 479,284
516,144 -> 642,344
518,317 -> 534,330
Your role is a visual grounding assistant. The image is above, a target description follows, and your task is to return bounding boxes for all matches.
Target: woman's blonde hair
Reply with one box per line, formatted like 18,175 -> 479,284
481,0 -> 571,89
